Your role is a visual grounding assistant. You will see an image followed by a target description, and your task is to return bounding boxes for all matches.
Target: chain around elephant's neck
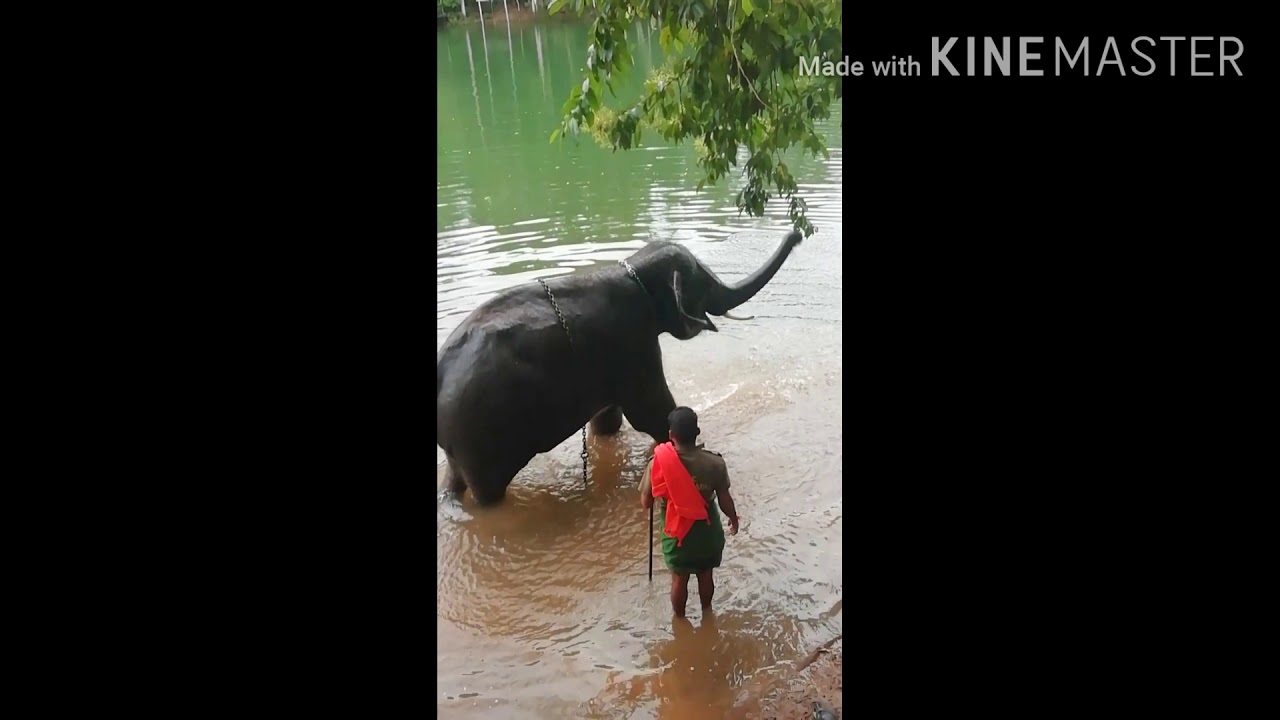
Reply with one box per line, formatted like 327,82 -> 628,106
619,260 -> 648,295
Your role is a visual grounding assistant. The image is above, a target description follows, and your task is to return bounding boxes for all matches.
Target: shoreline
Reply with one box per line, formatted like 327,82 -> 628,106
439,7 -> 596,27
752,637 -> 843,719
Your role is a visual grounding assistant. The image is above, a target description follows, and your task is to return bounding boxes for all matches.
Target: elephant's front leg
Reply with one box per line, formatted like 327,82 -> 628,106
589,405 -> 624,435
621,379 -> 677,445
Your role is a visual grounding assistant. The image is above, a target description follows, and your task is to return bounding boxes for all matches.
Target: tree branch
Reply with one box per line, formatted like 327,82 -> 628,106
730,5 -> 769,114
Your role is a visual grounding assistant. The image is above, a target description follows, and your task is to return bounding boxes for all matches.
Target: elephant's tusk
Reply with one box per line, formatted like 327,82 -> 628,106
722,311 -> 755,321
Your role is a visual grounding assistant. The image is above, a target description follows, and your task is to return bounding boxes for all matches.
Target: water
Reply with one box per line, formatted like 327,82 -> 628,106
437,15 -> 842,719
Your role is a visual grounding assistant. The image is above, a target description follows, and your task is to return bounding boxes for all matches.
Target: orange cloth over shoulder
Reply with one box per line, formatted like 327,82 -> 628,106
650,442 -> 710,547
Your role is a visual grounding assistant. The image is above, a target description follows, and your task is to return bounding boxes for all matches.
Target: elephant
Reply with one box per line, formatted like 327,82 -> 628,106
436,230 -> 803,505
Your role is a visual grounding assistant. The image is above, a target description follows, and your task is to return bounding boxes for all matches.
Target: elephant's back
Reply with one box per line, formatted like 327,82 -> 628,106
438,286 -> 556,367
436,288 -> 566,427
439,287 -> 530,365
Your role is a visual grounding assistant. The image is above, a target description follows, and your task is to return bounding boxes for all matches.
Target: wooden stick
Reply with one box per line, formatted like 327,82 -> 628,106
648,503 -> 654,582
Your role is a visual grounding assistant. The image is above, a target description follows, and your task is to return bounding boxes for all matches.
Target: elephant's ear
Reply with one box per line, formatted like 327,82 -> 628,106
669,270 -> 715,337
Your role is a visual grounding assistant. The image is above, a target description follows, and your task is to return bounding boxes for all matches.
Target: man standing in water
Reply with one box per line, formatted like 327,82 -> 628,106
640,407 -> 740,618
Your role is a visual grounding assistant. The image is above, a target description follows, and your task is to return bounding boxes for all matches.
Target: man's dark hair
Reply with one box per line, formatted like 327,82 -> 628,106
668,406 -> 699,444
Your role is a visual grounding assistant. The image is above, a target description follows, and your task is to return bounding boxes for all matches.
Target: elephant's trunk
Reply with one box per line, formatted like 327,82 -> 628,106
706,231 -> 803,315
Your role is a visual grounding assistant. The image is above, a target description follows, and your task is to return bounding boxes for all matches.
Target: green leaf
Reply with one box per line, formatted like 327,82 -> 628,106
550,0 -> 840,237
561,87 -> 581,116
548,0 -> 567,15
550,128 -> 562,143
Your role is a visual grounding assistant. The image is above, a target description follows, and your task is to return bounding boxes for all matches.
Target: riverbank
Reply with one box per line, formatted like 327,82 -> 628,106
440,6 -> 594,26
753,638 -> 843,719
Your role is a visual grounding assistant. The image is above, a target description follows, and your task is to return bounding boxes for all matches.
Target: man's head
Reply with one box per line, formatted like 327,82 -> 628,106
668,406 -> 699,445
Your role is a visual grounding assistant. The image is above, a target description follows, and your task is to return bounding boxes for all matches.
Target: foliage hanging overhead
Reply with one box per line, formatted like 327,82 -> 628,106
550,0 -> 842,237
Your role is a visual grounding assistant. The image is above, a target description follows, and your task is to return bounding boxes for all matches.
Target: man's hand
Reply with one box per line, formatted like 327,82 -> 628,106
728,516 -> 740,536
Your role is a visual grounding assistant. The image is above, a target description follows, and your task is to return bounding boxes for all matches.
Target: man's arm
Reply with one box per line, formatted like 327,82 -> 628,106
715,463 -> 739,535
716,488 -> 739,535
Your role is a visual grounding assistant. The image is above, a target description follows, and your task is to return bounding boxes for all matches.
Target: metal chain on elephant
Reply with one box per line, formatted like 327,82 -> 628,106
619,259 -> 648,296
538,265 -> 646,489
538,278 -> 590,488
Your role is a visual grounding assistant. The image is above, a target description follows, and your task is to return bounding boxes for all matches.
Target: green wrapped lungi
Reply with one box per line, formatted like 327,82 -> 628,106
659,501 -> 726,575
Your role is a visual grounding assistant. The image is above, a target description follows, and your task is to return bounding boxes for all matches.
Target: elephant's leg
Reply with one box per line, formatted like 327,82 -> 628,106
460,448 -> 531,507
621,380 -> 678,445
469,478 -> 509,506
589,405 -> 624,435
444,460 -> 468,500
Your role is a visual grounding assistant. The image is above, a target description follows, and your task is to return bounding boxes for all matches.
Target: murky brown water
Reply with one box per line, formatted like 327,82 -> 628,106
437,18 -> 842,719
